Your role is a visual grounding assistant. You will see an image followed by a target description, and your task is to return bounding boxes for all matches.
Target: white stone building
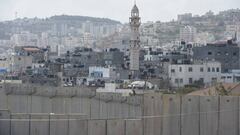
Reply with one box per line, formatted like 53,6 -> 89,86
221,70 -> 240,83
168,61 -> 221,87
180,26 -> 197,43
225,24 -> 240,42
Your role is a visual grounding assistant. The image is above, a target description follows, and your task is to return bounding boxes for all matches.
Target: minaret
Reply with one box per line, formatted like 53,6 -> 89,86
129,2 -> 141,71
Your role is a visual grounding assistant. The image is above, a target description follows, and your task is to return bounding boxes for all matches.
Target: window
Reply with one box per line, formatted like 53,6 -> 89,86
199,78 -> 204,83
179,67 -> 182,72
217,52 -> 221,55
18,57 -> 21,61
233,52 -> 237,56
189,78 -> 193,84
216,67 -> 220,72
188,67 -> 193,72
171,69 -> 175,73
225,52 -> 229,56
208,67 -> 211,72
180,79 -> 183,83
200,67 -> 204,72
212,68 -> 215,72
208,52 -> 212,55
212,78 -> 217,82
175,79 -> 179,83
227,76 -> 232,79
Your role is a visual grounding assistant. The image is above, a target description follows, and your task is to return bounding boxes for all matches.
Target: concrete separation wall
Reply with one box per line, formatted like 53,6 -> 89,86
1,85 -> 240,135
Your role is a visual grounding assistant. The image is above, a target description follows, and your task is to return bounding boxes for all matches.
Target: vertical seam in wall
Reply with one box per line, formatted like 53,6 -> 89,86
198,96 -> 200,135
160,94 -> 163,135
67,114 -> 70,135
237,97 -> 239,135
124,120 -> 126,135
29,114 -> 31,135
9,113 -> 11,135
142,95 -> 145,135
48,114 -> 50,135
105,120 -> 107,135
217,96 -> 220,135
180,95 -> 182,135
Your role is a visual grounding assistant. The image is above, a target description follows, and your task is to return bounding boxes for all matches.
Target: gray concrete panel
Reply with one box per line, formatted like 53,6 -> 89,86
181,95 -> 200,135
31,96 -> 52,113
99,94 -> 112,119
143,94 -> 162,135
200,96 -> 219,135
50,114 -> 68,135
30,114 -> 50,135
219,96 -> 239,135
88,120 -> 106,135
90,93 -> 100,119
120,96 -> 129,119
8,95 -> 30,113
0,110 -> 10,135
70,97 -> 82,114
0,89 -> 7,109
125,119 -> 143,135
162,95 -> 181,135
11,114 -> 30,135
68,115 -> 88,135
107,119 -> 125,135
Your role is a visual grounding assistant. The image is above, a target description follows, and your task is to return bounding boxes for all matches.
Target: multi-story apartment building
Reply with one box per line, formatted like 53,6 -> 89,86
168,61 -> 221,87
180,26 -> 197,43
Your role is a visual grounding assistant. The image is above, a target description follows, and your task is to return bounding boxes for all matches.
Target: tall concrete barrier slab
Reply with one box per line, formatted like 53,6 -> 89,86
120,96 -> 129,119
162,95 -> 181,135
50,114 -> 68,135
30,114 -> 50,135
219,96 -> 239,135
11,114 -> 30,135
99,94 -> 112,119
107,94 -> 124,119
80,97 -> 91,117
51,98 -> 71,114
127,95 -> 143,118
111,94 -> 123,119
181,95 -> 200,135
200,96 -> 219,135
64,98 -> 72,114
31,96 -> 52,113
90,93 -> 100,119
125,119 -> 143,135
51,98 -> 65,114
107,119 -> 125,135
70,97 -> 81,113
0,89 -> 7,109
143,94 -> 162,135
68,115 -> 88,135
0,110 -> 10,135
8,95 -> 31,113
88,120 -> 106,135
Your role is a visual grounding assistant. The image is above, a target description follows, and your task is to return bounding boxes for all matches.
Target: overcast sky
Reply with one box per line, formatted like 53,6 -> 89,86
0,0 -> 239,23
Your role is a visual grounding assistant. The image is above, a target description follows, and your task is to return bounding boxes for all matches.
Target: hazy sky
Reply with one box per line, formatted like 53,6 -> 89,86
0,0 -> 239,23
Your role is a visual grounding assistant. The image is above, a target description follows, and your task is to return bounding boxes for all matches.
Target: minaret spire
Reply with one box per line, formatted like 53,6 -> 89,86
129,2 -> 141,72
134,0 -> 136,5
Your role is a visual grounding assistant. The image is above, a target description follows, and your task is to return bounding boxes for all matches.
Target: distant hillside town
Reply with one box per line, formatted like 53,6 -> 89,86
0,6 -> 240,95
